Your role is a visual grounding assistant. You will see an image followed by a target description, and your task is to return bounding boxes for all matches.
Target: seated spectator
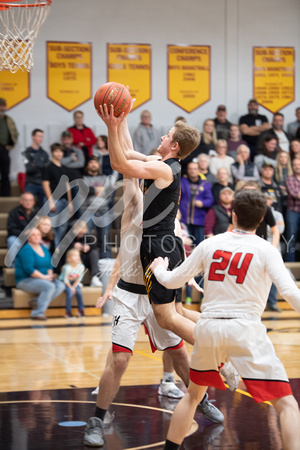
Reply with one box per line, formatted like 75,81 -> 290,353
226,124 -> 247,159
197,153 -> 216,185
287,107 -> 300,137
15,228 -> 65,320
37,216 -> 55,255
23,129 -> 49,207
41,143 -> 73,248
93,135 -> 113,176
204,187 -> 233,237
259,163 -> 282,213
70,220 -> 102,287
258,112 -> 291,153
179,161 -> 214,246
211,167 -> 234,203
59,248 -> 85,319
289,138 -> 300,161
274,152 -> 293,218
68,110 -> 97,164
285,157 -> 300,262
213,105 -> 232,140
174,116 -> 187,123
254,135 -> 278,173
181,119 -> 217,176
132,110 -> 160,156
81,156 -> 117,258
209,140 -> 235,183
6,192 -> 38,267
0,97 -> 19,196
231,144 -> 260,184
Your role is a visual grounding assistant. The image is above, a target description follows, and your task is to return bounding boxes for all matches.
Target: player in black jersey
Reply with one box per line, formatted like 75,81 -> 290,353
98,104 -> 200,345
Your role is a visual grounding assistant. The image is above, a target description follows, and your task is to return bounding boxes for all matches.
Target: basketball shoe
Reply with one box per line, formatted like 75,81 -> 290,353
197,393 -> 224,423
158,376 -> 185,399
220,361 -> 239,391
83,417 -> 104,447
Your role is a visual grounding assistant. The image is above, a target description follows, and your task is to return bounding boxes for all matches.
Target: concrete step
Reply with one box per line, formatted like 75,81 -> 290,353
12,286 -> 102,309
0,213 -> 8,230
0,197 -> 20,213
0,181 -> 21,197
0,230 -> 7,248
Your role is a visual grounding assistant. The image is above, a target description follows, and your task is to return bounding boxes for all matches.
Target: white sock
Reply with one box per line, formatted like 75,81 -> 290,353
163,372 -> 174,382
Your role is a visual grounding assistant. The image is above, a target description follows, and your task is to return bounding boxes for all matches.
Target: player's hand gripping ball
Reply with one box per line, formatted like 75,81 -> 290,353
94,82 -> 131,117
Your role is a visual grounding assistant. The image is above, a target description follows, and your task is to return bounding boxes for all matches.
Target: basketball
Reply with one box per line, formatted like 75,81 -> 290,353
94,82 -> 131,117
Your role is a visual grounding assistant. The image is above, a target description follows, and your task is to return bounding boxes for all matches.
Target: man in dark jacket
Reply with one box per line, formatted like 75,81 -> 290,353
0,98 -> 19,196
23,129 -> 49,207
6,192 -> 39,266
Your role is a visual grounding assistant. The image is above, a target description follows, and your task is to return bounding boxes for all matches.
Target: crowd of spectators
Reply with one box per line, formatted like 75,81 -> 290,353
2,99 -> 300,316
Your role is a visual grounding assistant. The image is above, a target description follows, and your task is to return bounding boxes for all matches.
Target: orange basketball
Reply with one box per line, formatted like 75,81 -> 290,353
94,82 -> 131,117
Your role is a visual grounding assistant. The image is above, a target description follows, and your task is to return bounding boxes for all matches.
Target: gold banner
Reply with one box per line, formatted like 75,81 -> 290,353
0,69 -> 30,109
107,43 -> 151,111
253,47 -> 294,113
47,41 -> 92,111
168,45 -> 210,112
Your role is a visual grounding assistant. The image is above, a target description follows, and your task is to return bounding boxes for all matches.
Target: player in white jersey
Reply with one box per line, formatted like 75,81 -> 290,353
83,115 -> 225,448
151,189 -> 300,450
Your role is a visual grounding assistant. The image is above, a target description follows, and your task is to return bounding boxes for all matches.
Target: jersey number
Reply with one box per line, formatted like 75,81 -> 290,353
208,250 -> 253,284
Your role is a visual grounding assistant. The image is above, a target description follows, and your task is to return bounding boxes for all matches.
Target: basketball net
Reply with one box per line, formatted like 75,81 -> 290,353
0,0 -> 52,73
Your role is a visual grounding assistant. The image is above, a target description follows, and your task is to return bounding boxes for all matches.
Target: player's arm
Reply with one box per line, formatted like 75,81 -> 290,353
99,105 -> 172,186
270,224 -> 280,248
150,242 -> 204,289
266,247 -> 300,313
95,252 -> 120,308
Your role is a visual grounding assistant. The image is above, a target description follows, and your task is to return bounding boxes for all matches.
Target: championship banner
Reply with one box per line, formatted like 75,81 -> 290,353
47,41 -> 92,111
107,43 -> 151,111
168,45 -> 210,112
253,47 -> 294,113
0,69 -> 30,109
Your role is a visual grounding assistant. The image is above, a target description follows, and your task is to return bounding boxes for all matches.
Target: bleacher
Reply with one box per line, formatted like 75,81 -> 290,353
0,182 -> 300,317
0,181 -> 124,318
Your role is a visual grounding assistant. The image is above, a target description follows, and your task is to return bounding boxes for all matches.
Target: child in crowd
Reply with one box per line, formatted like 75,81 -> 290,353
59,248 -> 85,318
37,216 -> 55,254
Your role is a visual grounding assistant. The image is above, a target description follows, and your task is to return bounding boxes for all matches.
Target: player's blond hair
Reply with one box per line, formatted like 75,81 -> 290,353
173,121 -> 201,160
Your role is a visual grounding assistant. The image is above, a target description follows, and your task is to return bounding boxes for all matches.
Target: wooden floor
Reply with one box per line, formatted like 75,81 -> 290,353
1,309 -> 300,449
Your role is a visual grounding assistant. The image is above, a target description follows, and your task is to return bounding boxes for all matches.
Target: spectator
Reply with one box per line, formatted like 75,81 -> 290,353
231,144 -> 260,184
213,105 -> 232,140
181,119 -> 217,176
61,130 -> 84,218
174,116 -> 186,123
15,228 -> 65,320
81,156 -> 117,258
23,129 -> 49,207
239,98 -> 270,158
179,161 -> 214,246
59,248 -> 85,318
254,135 -> 278,173
70,220 -> 103,287
132,110 -> 160,156
211,167 -> 234,203
226,124 -> 247,160
93,135 -> 113,176
41,143 -> 72,248
6,192 -> 38,266
68,110 -> 97,163
287,107 -> 300,137
209,140 -> 235,183
274,152 -> 293,219
197,153 -> 216,185
285,158 -> 300,262
258,112 -> 291,153
0,98 -> 19,196
259,163 -> 282,213
289,138 -> 300,161
37,216 -> 55,255
204,186 -> 233,237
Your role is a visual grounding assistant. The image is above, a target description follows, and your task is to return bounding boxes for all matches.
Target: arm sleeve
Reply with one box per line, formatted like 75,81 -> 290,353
231,164 -> 245,181
19,246 -> 36,277
286,176 -> 299,198
154,242 -> 205,289
266,247 -> 300,313
204,208 -> 216,235
198,182 -> 214,208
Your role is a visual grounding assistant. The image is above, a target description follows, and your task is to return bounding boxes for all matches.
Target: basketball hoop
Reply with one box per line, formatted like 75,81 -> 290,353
0,0 -> 52,73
